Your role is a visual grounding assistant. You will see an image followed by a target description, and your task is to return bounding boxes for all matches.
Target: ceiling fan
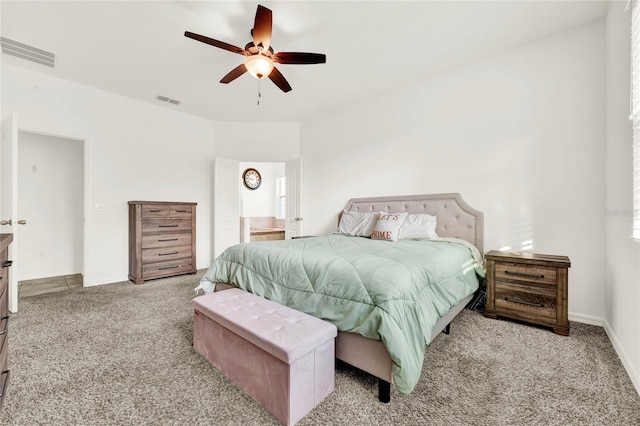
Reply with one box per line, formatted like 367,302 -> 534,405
184,4 -> 326,93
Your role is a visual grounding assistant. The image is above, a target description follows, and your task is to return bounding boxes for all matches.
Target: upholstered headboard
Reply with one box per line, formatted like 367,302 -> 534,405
342,193 -> 484,253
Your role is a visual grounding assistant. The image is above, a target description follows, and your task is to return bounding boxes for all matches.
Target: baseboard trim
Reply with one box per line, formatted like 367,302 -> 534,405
84,276 -> 127,287
568,311 -> 604,326
603,319 -> 640,396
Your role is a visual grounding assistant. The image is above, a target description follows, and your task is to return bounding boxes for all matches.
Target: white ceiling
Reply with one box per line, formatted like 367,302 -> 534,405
1,1 -> 610,123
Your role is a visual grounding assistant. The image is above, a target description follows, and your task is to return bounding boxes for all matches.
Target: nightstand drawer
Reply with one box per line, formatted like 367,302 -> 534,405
495,284 -> 556,320
495,262 -> 556,286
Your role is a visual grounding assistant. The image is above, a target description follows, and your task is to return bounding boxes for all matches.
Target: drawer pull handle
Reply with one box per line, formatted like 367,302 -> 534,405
159,265 -> 180,270
175,210 -> 188,213
504,297 -> 544,308
158,225 -> 179,228
2,261 -> 12,268
158,252 -> 179,256
0,370 -> 9,398
158,238 -> 179,242
504,270 -> 544,279
0,316 -> 9,335
149,209 -> 162,213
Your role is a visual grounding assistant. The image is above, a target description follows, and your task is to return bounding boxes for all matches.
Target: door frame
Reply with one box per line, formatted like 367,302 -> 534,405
16,125 -> 88,298
213,157 -> 302,257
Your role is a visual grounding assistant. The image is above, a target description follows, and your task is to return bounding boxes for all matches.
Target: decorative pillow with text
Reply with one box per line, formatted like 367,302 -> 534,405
370,212 -> 409,241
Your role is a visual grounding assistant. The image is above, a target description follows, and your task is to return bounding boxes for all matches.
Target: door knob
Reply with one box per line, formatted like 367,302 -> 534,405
17,220 -> 27,225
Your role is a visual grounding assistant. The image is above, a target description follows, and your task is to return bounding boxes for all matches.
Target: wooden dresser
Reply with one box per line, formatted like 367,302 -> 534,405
128,201 -> 197,284
0,233 -> 13,413
484,250 -> 571,335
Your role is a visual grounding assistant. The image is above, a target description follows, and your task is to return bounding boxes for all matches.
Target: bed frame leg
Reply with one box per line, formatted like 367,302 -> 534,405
443,323 -> 451,335
378,379 -> 391,403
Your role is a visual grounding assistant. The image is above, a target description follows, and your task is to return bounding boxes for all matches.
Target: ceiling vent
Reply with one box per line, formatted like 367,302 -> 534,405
156,95 -> 181,106
1,36 -> 55,68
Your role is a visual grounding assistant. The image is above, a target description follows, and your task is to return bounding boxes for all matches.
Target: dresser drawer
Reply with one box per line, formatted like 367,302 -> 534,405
142,246 -> 192,263
0,370 -> 8,413
0,316 -> 8,372
0,282 -> 7,319
142,259 -> 194,280
141,233 -> 191,249
142,219 -> 192,234
495,284 -> 556,320
141,204 -> 170,218
495,262 -> 557,286
170,205 -> 193,218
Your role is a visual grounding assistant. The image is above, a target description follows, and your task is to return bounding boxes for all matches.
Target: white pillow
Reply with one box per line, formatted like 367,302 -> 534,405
371,212 -> 408,242
399,213 -> 439,240
338,210 -> 379,237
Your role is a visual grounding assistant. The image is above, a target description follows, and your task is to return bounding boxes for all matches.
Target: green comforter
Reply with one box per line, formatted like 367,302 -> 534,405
201,234 -> 485,394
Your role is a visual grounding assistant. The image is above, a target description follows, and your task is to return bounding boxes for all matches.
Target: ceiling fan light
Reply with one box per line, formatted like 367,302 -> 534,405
244,54 -> 274,79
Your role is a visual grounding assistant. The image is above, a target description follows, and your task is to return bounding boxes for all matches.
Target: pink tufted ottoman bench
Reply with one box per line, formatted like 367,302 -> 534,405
193,288 -> 337,426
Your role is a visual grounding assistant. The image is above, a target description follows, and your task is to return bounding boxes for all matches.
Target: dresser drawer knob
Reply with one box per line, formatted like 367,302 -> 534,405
158,252 -> 179,256
505,297 -> 544,308
175,210 -> 188,213
504,270 -> 544,279
149,209 -> 162,213
158,225 -> 179,228
2,261 -> 12,268
158,238 -> 179,242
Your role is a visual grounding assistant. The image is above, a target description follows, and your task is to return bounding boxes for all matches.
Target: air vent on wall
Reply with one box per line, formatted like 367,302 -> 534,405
1,36 -> 55,68
156,95 -> 181,105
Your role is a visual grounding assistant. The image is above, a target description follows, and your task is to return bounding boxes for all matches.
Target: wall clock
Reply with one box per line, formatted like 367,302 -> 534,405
242,168 -> 261,190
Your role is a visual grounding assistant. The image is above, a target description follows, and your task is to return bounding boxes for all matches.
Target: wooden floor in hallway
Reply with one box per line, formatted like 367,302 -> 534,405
19,274 -> 83,297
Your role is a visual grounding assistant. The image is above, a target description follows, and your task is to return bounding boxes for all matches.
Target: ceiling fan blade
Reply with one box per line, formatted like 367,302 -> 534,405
220,64 -> 248,84
252,5 -> 272,51
273,52 -> 326,65
268,66 -> 292,93
184,31 -> 246,55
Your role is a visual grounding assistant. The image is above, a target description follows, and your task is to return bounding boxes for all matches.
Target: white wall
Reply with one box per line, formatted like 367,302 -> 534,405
17,131 -> 83,280
215,121 -> 300,162
301,20 -> 606,320
604,2 -> 640,392
2,63 -> 216,286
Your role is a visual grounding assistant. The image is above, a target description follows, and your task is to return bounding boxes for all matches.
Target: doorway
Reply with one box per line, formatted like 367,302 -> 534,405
239,161 -> 285,243
17,131 -> 84,297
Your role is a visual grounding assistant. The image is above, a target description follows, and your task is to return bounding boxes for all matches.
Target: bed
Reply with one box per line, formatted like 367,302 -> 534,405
199,193 -> 484,402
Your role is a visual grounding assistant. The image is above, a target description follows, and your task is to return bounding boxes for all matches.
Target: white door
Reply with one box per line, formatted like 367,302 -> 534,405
213,157 -> 239,258
285,158 -> 301,239
1,113 -> 21,313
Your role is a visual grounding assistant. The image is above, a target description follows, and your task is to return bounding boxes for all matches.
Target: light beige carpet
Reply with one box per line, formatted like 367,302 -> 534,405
1,271 -> 639,425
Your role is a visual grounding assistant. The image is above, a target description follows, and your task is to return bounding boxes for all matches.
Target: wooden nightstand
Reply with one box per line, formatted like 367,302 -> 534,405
484,250 -> 571,335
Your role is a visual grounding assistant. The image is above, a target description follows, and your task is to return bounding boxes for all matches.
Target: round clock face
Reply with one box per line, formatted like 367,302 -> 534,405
242,168 -> 261,190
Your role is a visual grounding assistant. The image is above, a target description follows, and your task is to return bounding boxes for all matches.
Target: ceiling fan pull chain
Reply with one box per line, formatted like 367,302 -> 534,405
257,79 -> 262,106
